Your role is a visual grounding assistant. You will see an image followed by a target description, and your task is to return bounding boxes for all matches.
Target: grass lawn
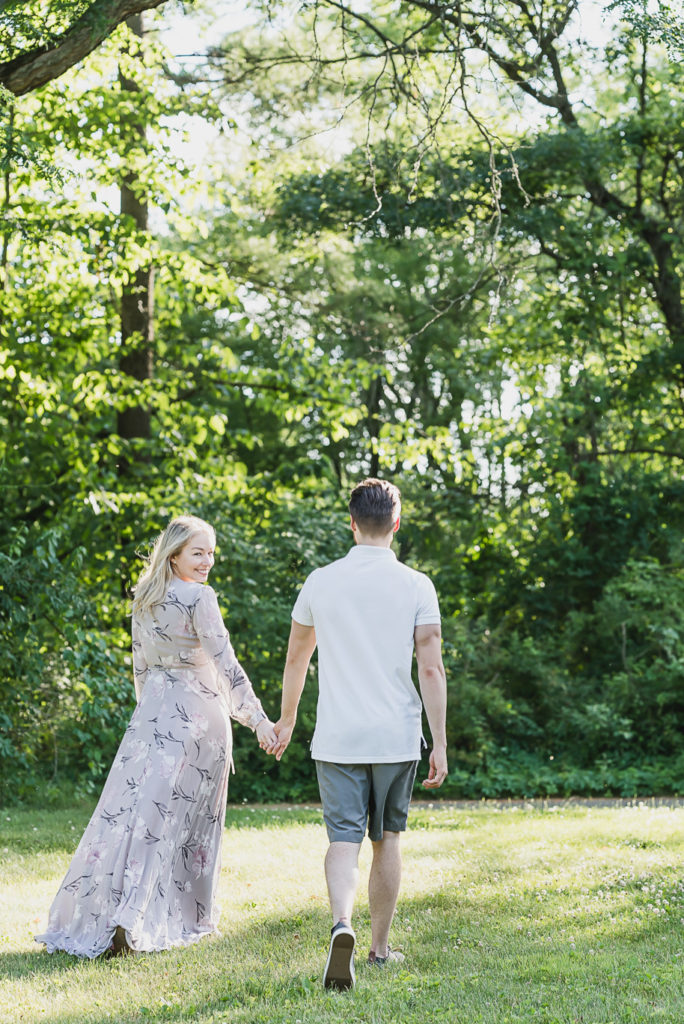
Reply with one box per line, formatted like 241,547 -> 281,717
0,800 -> 682,1023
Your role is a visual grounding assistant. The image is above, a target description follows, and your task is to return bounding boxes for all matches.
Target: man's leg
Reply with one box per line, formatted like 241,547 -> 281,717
368,830 -> 401,958
322,842 -> 360,989
324,840 -> 361,925
366,761 -> 417,964
316,763 -> 368,989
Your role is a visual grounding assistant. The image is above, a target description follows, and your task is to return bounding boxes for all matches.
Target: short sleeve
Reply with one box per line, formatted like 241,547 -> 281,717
291,570 -> 316,626
414,573 -> 441,626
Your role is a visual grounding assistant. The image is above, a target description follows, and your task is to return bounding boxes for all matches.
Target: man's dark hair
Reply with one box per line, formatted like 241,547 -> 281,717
348,478 -> 401,537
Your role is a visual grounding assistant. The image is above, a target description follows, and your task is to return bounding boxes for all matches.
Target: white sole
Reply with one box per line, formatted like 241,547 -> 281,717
323,928 -> 356,990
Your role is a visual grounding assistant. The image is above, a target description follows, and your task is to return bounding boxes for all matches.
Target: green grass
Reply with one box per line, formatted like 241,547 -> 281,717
1,801 -> 683,1023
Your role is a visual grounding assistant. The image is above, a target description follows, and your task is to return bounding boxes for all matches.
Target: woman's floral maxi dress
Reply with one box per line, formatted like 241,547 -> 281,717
35,579 -> 266,958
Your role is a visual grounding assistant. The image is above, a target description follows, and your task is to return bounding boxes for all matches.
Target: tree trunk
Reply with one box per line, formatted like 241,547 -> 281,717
1,104 -> 11,291
367,374 -> 382,477
117,13 -> 153,459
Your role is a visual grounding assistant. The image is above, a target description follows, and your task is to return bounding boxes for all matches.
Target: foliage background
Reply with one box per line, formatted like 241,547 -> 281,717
1,0 -> 682,805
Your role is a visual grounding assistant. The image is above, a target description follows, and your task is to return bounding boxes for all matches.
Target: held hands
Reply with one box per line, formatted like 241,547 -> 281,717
256,716 -> 295,760
422,745 -> 448,789
268,718 -> 295,762
259,719 -> 447,784
256,718 -> 278,753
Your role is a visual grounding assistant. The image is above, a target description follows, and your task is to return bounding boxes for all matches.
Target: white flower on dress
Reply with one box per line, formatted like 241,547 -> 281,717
124,858 -> 144,886
163,812 -> 178,833
151,673 -> 172,696
91,864 -> 106,886
104,811 -> 127,837
132,816 -> 147,841
191,845 -> 210,879
207,737 -> 228,764
158,753 -> 178,779
85,840 -> 108,866
127,738 -> 149,763
188,712 -> 209,740
91,893 -> 107,914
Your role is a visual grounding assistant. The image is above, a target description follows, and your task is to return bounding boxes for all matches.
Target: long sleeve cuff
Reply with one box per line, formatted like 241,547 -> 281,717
248,709 -> 267,731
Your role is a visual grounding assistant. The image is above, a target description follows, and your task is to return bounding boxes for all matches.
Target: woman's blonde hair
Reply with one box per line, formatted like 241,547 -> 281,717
131,515 -> 216,616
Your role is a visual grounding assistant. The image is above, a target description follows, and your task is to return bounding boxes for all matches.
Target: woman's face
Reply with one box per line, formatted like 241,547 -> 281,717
171,530 -> 215,583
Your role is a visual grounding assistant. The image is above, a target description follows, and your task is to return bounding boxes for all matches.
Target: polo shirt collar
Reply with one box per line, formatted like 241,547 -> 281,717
346,545 -> 397,559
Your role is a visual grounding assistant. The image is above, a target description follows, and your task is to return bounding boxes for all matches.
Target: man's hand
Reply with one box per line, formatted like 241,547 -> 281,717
415,623 -> 448,789
270,621 -> 316,761
422,745 -> 448,789
269,718 -> 295,761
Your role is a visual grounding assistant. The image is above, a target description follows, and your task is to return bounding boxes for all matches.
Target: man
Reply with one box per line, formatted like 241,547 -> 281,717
269,478 -> 448,990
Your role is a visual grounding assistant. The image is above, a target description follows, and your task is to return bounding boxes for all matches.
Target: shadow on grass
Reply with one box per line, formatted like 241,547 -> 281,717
0,948 -> 93,980
5,874 -> 681,1024
2,908 -> 336,1024
5,804 -> 683,1023
0,909 -> 327,992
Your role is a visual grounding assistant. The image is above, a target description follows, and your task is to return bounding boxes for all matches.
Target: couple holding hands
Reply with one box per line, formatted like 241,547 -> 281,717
37,479 -> 448,990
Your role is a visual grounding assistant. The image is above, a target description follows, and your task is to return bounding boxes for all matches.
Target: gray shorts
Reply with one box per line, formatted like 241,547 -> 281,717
315,760 -> 419,843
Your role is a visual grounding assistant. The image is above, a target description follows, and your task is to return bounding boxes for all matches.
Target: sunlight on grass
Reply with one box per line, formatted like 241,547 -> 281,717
1,802 -> 682,1023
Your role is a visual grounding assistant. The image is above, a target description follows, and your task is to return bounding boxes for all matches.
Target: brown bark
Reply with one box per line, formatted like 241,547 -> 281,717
0,0 -> 168,95
1,103 -> 11,289
116,13 -> 153,451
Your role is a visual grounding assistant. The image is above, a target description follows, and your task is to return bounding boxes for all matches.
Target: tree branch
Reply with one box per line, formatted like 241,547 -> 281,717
0,0 -> 168,95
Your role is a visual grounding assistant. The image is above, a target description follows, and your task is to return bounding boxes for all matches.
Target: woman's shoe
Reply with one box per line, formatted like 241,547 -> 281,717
109,925 -> 133,956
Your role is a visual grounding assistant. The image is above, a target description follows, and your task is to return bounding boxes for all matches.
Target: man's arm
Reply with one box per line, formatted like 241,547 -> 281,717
414,622 -> 448,788
269,619 -> 317,761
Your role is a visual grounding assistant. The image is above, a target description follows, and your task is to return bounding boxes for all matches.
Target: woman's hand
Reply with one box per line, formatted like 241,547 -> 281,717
256,718 -> 278,753
270,718 -> 295,761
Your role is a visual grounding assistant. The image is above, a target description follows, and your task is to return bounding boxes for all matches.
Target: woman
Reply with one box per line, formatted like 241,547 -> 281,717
36,515 -> 276,958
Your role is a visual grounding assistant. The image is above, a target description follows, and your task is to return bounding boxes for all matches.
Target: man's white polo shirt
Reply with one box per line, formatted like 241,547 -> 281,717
291,544 -> 441,763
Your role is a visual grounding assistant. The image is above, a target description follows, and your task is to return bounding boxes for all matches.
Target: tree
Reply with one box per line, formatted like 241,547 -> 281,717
206,1 -> 684,376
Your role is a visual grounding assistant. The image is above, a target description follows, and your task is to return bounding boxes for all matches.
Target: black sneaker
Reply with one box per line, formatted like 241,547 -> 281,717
367,946 -> 405,967
323,921 -> 356,990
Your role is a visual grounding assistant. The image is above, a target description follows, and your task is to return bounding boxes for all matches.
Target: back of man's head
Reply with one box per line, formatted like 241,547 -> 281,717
348,478 -> 401,537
